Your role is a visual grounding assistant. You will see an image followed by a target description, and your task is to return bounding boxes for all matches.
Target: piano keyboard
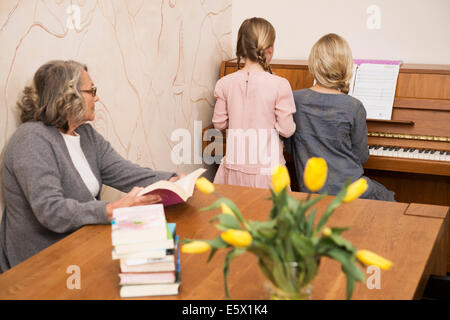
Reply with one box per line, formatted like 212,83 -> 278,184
369,146 -> 450,162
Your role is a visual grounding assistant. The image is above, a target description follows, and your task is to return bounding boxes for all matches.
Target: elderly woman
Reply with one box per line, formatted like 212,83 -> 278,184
0,60 -> 181,271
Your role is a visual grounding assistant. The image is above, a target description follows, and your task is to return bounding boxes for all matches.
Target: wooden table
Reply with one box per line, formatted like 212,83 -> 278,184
0,185 -> 447,300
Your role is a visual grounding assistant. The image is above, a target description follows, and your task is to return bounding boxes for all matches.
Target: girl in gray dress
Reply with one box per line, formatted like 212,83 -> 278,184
286,33 -> 395,201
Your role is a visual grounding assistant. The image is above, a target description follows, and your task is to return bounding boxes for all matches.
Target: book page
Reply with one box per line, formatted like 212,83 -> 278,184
350,63 -> 400,120
174,168 -> 206,195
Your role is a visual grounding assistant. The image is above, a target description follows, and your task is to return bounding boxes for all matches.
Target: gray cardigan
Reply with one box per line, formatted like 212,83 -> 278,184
0,121 -> 175,271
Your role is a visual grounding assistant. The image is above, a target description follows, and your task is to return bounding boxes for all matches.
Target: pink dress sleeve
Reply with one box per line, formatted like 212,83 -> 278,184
212,80 -> 228,130
274,78 -> 296,138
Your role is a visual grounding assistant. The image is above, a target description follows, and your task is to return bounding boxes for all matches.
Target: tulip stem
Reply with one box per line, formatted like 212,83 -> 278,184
306,193 -> 312,202
212,191 -> 222,198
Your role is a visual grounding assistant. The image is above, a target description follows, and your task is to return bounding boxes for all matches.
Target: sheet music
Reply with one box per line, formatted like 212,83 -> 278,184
350,63 -> 400,120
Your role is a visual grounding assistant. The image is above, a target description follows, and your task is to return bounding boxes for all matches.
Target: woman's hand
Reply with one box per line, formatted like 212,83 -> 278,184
168,173 -> 186,182
105,186 -> 162,220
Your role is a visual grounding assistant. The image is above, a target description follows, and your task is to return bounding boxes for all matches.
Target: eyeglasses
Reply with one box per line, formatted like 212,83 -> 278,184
80,86 -> 97,97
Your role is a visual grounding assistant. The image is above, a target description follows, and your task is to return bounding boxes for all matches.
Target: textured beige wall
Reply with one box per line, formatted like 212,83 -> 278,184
232,0 -> 450,64
0,0 -> 232,218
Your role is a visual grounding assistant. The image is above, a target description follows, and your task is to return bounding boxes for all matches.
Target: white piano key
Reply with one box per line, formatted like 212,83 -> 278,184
397,148 -> 410,159
429,152 -> 440,161
368,146 -> 450,162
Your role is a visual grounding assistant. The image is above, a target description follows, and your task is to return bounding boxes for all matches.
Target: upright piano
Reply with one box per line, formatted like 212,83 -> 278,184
203,59 -> 450,270
206,59 -> 450,205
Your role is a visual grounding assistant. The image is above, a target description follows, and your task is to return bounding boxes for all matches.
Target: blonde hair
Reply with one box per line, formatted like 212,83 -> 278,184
236,17 -> 275,73
308,33 -> 354,94
18,60 -> 88,132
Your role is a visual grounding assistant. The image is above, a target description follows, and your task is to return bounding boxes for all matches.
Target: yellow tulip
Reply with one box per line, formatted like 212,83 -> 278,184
303,157 -> 328,192
343,178 -> 368,203
221,229 -> 252,248
221,203 -> 234,216
356,250 -> 393,270
322,227 -> 332,237
181,241 -> 211,254
272,165 -> 290,194
195,177 -> 215,194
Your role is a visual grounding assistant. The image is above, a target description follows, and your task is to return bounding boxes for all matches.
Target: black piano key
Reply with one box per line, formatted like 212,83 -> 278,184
440,151 -> 445,155
375,146 -> 382,150
394,147 -> 400,151
446,151 -> 450,155
424,150 -> 431,154
409,149 -> 416,152
383,146 -> 389,150
430,150 -> 436,154
419,149 -> 425,153
369,145 -> 375,149
403,148 -> 409,152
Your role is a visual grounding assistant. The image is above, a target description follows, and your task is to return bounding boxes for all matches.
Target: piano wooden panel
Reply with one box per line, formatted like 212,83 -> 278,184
207,59 -> 450,271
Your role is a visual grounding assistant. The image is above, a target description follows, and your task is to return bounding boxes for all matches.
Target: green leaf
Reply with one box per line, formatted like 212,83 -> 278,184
305,209 -> 317,237
207,248 -> 218,262
293,193 -> 326,232
330,227 -> 349,236
206,236 -> 228,249
248,220 -> 277,241
319,237 -> 364,299
223,248 -> 246,299
273,188 -> 288,213
201,198 -> 249,230
200,198 -> 223,212
290,233 -> 315,257
314,181 -> 349,233
303,255 -> 319,286
344,271 -> 355,300
328,233 -> 356,252
219,198 -> 248,229
206,237 -> 229,262
210,213 -> 242,230
303,193 -> 328,210
283,235 -> 296,262
286,194 -> 300,213
258,258 -> 276,284
272,260 -> 296,292
326,247 -> 365,283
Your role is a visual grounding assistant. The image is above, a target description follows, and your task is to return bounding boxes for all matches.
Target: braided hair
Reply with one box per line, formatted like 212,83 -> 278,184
236,17 -> 275,73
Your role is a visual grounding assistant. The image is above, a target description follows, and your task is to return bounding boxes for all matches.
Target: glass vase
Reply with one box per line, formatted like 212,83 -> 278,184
259,259 -> 314,300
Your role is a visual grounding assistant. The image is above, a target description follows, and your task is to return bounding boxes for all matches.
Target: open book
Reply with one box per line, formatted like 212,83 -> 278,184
137,168 -> 207,206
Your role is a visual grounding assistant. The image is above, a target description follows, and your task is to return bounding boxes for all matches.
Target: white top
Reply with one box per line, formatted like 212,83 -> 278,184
61,132 -> 100,198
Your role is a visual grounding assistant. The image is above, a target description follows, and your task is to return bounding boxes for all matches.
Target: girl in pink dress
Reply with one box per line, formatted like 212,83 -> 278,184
212,17 -> 296,189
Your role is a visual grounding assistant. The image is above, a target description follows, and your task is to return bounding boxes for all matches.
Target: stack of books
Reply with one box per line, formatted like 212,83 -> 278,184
111,204 -> 181,298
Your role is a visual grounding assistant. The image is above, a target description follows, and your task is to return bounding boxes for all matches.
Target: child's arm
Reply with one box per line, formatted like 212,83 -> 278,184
275,79 -> 296,138
212,81 -> 228,130
351,104 -> 370,164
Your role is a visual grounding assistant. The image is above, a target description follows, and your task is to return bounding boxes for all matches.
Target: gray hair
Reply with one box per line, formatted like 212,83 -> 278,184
18,60 -> 88,132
